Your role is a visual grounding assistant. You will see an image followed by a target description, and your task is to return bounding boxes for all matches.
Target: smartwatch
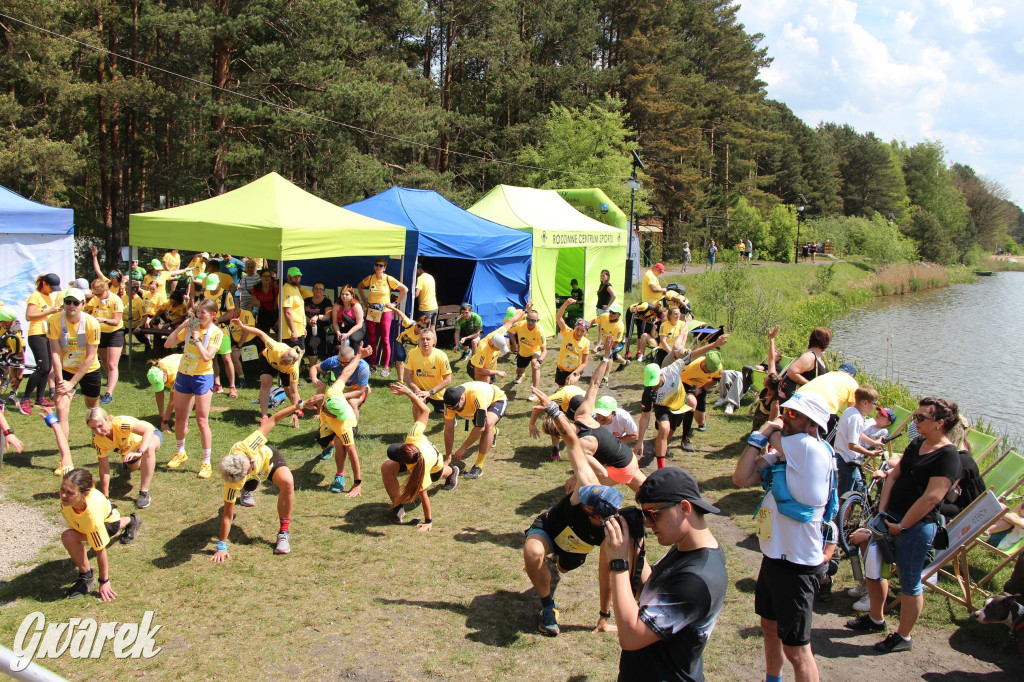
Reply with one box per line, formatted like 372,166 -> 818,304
609,559 -> 629,573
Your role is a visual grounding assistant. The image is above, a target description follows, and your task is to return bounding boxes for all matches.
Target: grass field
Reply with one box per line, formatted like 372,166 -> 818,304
0,263 -> 1017,680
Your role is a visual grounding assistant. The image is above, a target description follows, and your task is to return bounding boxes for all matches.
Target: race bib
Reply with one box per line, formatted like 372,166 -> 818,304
65,348 -> 85,367
240,344 -> 259,362
755,507 -> 773,540
552,527 -> 595,555
366,305 -> 383,323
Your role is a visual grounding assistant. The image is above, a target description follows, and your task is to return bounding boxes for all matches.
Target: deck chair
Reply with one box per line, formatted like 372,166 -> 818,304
884,405 -> 916,457
965,429 -> 1002,463
981,450 -> 1024,502
749,368 -> 766,394
917,488 -> 1009,611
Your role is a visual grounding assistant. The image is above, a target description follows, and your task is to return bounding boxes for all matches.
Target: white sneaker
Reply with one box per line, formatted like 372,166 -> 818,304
852,594 -> 871,612
715,398 -> 727,407
847,582 -> 868,598
724,404 -> 735,415
527,394 -> 538,402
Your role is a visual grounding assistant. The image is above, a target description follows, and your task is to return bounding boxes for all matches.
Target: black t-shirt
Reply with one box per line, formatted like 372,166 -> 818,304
303,296 -> 333,334
531,495 -> 606,554
888,437 -> 962,524
597,282 -> 613,308
575,421 -> 633,468
937,449 -> 984,518
618,545 -> 727,682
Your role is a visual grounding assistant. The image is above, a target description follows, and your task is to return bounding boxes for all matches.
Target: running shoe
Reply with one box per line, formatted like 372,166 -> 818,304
37,397 -> 56,408
17,399 -> 32,416
238,490 -> 256,507
852,594 -> 871,612
65,573 -> 96,599
197,463 -> 212,479
874,632 -> 912,653
492,427 -> 499,447
464,465 -> 483,480
237,376 -> 246,388
53,464 -> 73,477
681,439 -> 695,452
120,514 -> 141,544
166,451 -> 188,469
135,491 -> 151,509
848,582 -> 868,598
319,445 -> 336,461
724,404 -> 735,415
538,605 -> 560,636
527,394 -> 539,402
514,374 -> 525,385
715,398 -> 727,407
696,423 -> 707,432
389,506 -> 405,524
100,392 -> 113,405
459,350 -> 471,362
620,359 -> 630,369
274,530 -> 290,555
550,447 -> 562,462
330,475 -> 346,493
380,368 -> 390,378
442,466 -> 460,491
844,614 -> 887,632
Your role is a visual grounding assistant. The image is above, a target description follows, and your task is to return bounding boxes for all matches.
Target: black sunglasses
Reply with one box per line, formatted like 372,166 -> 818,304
64,300 -> 82,307
374,263 -> 386,268
641,501 -> 678,523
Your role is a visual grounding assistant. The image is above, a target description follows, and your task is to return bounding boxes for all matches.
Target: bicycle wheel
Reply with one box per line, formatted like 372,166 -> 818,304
837,491 -> 867,555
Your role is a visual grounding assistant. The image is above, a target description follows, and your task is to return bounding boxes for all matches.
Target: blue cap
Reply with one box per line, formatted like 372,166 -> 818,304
838,363 -> 857,376
578,485 -> 623,517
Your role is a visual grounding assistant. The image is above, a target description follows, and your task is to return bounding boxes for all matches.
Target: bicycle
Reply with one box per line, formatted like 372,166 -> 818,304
837,458 -> 889,555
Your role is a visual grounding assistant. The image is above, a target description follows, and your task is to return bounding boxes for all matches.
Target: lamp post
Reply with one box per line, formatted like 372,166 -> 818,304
795,193 -> 807,263
624,150 -> 645,293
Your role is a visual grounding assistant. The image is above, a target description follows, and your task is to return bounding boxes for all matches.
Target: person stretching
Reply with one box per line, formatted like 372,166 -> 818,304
442,381 -> 507,480
86,407 -> 160,509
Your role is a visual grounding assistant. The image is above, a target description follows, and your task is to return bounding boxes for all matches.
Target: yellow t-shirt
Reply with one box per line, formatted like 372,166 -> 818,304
641,269 -> 662,304
407,347 -> 452,393
659,319 -> 686,347
47,313 -> 101,373
216,272 -> 234,292
143,271 -> 173,292
444,382 -> 506,420
89,293 -> 124,333
230,309 -> 257,344
319,376 -> 359,445
262,338 -> 300,383
470,329 -> 504,370
548,385 -> 585,411
204,288 -> 235,317
509,319 -> 546,357
61,488 -> 120,552
25,290 -> 57,336
161,301 -> 189,327
359,274 -> 401,305
663,290 -> 690,311
595,313 -> 625,343
143,291 -> 167,317
223,431 -> 276,504
405,421 -> 443,490
632,301 -> 660,322
92,415 -> 148,460
556,328 -> 590,372
156,354 -> 181,388
416,272 -> 438,310
680,357 -> 722,387
396,320 -> 422,346
162,251 -> 180,272
281,283 -> 306,337
175,324 -> 223,376
127,296 -> 145,327
187,255 -> 207,275
800,371 -> 860,414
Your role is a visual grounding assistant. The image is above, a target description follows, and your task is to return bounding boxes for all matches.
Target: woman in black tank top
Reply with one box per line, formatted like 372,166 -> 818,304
780,326 -> 831,399
595,269 -> 616,314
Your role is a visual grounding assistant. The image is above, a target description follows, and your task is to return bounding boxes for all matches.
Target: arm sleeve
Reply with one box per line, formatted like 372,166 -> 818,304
641,387 -> 655,413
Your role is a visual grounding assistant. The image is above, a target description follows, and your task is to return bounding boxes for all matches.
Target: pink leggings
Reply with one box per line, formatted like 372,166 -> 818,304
366,310 -> 392,368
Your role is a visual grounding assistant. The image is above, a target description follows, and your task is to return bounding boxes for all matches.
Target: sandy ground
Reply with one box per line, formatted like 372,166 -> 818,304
0,485 -> 59,584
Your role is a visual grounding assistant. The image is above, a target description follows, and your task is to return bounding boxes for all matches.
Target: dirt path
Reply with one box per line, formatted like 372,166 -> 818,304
710,510 -> 1023,680
0,485 -> 58,584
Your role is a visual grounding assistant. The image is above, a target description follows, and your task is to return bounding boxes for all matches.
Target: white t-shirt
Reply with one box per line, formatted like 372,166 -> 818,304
756,433 -> 835,566
834,406 -> 867,465
606,409 -> 638,441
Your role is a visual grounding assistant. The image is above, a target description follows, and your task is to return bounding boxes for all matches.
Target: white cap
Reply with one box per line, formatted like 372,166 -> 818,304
780,392 -> 831,431
491,334 -> 509,354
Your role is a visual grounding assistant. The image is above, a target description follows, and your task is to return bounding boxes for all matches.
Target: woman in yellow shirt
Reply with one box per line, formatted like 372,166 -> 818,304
86,407 -> 161,509
88,278 -> 125,405
164,299 -> 223,479
147,353 -> 181,432
656,307 -> 687,366
21,273 -> 63,411
230,318 -> 304,428
47,288 -> 102,462
357,257 -> 408,377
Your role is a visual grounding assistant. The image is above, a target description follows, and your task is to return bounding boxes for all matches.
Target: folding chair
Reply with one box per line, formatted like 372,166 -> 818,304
965,429 -> 1003,463
981,450 -> 1024,502
884,405 -> 916,457
749,368 -> 766,394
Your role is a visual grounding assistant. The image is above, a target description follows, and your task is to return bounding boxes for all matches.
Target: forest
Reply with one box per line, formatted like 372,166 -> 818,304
2,0 -> 1021,264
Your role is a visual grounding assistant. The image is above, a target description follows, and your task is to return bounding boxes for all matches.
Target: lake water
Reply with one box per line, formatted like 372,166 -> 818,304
831,272 -> 1024,439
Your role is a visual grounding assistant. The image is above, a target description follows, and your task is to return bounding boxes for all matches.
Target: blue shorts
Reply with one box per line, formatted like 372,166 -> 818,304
174,373 -> 214,396
892,514 -> 937,597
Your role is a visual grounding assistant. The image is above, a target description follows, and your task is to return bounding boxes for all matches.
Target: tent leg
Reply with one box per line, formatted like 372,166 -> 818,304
277,260 -> 284,342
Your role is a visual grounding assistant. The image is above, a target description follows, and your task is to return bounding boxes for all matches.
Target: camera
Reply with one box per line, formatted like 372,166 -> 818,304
616,506 -> 646,539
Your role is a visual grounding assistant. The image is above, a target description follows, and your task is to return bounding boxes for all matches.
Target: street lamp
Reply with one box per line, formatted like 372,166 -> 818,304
795,194 -> 807,263
624,150 -> 645,293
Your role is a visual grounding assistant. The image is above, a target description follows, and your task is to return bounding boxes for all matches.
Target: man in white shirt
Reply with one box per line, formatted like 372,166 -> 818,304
733,391 -> 835,682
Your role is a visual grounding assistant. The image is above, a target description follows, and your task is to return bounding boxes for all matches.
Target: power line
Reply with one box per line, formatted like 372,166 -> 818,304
0,11 -> 630,181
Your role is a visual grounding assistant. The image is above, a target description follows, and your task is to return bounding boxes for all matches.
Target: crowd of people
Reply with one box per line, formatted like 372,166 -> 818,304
0,253 -> 1013,681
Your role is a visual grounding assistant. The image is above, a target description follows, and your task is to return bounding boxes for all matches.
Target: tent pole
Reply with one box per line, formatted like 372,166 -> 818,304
277,260 -> 284,342
128,245 -> 137,370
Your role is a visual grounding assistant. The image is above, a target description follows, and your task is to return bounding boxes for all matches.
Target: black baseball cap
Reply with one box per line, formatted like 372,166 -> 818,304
566,395 -> 584,420
42,273 -> 60,287
637,467 -> 721,515
443,385 -> 465,408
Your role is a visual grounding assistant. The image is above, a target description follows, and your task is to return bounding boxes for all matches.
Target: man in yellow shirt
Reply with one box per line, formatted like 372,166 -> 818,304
678,349 -> 724,452
282,266 -> 307,348
554,297 -> 590,388
213,402 -> 303,561
443,381 -> 507,480
510,304 -> 547,393
47,288 -> 102,458
800,363 -> 860,443
590,303 -> 626,374
468,307 -> 526,384
414,261 -> 438,330
641,262 -> 667,304
403,328 -> 453,415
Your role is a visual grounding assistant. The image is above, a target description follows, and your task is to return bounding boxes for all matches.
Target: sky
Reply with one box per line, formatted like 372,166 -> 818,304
733,0 -> 1024,206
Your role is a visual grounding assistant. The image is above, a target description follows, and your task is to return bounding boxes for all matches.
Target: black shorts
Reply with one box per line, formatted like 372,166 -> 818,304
417,309 -> 438,327
427,397 -> 445,414
487,400 -> 508,420
64,368 -> 102,399
467,359 -> 492,383
527,516 -> 587,572
636,319 -> 654,338
654,349 -> 668,366
241,447 -> 288,490
516,353 -> 536,369
754,556 -> 821,647
554,367 -> 574,387
386,443 -> 444,482
98,329 -> 125,349
104,520 -> 121,540
653,404 -> 685,430
684,386 -> 707,412
393,343 -> 408,364
258,354 -> 292,386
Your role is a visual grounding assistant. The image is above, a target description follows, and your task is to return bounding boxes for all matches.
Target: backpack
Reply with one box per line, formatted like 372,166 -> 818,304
755,442 -> 839,524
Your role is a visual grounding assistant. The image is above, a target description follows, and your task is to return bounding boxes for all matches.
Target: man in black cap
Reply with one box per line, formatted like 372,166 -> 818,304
603,467 -> 727,682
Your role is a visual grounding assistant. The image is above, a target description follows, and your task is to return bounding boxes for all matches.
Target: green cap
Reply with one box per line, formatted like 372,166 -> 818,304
147,366 -> 166,392
608,303 -> 623,315
594,395 -> 617,417
63,287 -> 86,303
204,274 -> 220,291
287,266 -> 302,277
0,307 -> 16,322
149,259 -> 163,271
703,350 -> 722,372
643,363 -> 662,387
504,306 -> 517,323
325,396 -> 351,421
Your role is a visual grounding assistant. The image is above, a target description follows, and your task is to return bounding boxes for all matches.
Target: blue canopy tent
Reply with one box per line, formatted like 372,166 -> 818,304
0,186 -> 75,370
343,187 -> 532,330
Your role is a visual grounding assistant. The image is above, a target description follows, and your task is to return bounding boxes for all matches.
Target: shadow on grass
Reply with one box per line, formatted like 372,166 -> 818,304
810,627 -> 875,659
331,501 -> 392,537
0,559 -> 76,604
713,489 -> 763,518
454,527 -> 524,549
509,444 -> 553,471
515,486 -> 566,518
699,473 -> 739,493
734,577 -> 756,594
946,622 -> 1024,672
151,513 -> 260,569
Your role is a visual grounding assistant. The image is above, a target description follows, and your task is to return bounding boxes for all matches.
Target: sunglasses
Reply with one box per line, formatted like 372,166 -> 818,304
64,300 -> 82,307
641,501 -> 678,523
783,407 -> 801,420
374,263 -> 386,268
913,413 -> 936,423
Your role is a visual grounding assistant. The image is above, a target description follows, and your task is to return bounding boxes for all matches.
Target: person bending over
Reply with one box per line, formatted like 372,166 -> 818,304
442,381 -> 507,480
86,407 -> 160,509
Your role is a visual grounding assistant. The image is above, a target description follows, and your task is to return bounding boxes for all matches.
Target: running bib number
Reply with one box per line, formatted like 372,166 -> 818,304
65,348 -> 85,367
366,305 -> 384,323
240,344 -> 259,362
552,527 -> 595,555
755,507 -> 773,540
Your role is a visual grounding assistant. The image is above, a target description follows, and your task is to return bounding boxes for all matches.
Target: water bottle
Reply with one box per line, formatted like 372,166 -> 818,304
849,545 -> 864,583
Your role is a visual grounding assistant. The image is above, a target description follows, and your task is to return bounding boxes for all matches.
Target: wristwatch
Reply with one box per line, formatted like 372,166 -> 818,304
609,559 -> 629,573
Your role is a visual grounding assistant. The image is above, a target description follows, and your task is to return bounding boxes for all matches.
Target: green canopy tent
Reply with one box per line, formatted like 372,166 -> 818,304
129,172 -> 406,346
469,185 -> 626,334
